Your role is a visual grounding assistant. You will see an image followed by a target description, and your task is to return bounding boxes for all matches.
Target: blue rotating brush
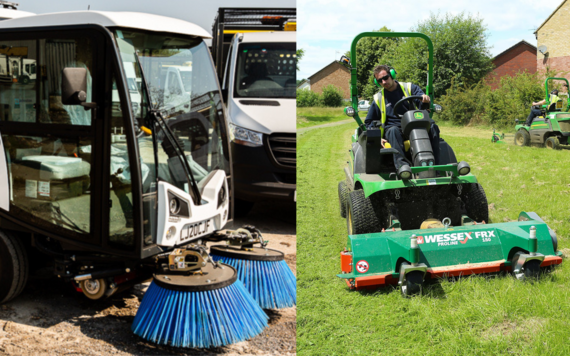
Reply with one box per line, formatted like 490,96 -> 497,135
210,244 -> 296,309
132,263 -> 268,348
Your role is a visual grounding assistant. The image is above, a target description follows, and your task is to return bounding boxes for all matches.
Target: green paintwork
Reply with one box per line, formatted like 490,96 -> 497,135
354,171 -> 478,198
346,32 -> 434,131
544,77 -> 569,110
337,212 -> 558,280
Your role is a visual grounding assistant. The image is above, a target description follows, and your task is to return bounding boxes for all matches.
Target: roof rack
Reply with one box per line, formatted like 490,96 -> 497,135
0,1 -> 19,10
211,8 -> 296,80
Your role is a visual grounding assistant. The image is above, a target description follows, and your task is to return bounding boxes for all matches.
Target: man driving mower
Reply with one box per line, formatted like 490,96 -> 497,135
525,89 -> 560,127
364,65 -> 440,170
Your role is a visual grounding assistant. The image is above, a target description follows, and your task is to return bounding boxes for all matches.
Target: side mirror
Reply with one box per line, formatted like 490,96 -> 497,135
339,55 -> 351,67
61,68 -> 87,105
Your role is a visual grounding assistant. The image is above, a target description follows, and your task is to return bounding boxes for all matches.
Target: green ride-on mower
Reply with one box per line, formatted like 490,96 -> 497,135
337,32 -> 562,297
491,129 -> 506,144
515,77 -> 570,149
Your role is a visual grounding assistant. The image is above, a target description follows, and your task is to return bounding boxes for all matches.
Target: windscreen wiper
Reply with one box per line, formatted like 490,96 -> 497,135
134,50 -> 202,204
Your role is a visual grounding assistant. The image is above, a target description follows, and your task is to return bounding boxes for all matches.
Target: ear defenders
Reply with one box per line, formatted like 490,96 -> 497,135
374,67 -> 397,88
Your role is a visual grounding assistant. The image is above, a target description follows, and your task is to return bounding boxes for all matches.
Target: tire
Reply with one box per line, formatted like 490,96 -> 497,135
401,271 -> 423,297
514,129 -> 530,147
545,136 -> 560,150
492,135 -> 500,143
0,231 -> 29,304
461,183 -> 489,223
523,260 -> 541,280
80,278 -> 108,300
338,180 -> 349,218
347,190 -> 381,235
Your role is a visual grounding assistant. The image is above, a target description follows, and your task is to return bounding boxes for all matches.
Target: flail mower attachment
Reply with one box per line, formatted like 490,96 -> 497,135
338,212 -> 562,297
132,244 -> 268,348
209,226 -> 297,309
491,129 -> 506,144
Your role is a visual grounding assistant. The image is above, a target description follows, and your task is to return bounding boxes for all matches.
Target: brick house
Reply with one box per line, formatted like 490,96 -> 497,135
486,40 -> 537,89
535,0 -> 570,79
307,61 -> 350,99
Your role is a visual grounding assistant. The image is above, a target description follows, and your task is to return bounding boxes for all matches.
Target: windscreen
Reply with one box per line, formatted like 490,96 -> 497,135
234,42 -> 296,99
114,29 -> 230,199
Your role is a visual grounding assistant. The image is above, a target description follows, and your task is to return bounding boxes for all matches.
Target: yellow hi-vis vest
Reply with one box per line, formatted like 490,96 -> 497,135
373,82 -> 413,138
548,94 -> 560,110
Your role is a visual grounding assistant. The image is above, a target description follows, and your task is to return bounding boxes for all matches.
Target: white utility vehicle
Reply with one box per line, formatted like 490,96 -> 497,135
0,10 -> 233,303
212,8 -> 296,214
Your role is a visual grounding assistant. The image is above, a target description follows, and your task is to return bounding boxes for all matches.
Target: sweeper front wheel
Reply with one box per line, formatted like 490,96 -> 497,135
515,130 -> 530,147
0,230 -> 29,304
338,180 -> 349,218
80,278 -> 108,300
400,271 -> 423,297
461,184 -> 489,223
347,190 -> 381,235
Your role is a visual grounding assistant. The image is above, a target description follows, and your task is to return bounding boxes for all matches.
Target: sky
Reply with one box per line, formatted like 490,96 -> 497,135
297,0 -> 561,80
15,0 -> 296,41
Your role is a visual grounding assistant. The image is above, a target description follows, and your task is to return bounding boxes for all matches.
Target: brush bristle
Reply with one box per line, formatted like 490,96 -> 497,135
132,279 -> 268,348
211,255 -> 296,309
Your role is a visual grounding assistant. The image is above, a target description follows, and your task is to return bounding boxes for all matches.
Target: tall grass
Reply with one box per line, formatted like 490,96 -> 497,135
297,121 -> 570,356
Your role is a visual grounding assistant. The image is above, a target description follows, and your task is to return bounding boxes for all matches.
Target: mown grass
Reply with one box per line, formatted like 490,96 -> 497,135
297,107 -> 353,128
297,115 -> 570,355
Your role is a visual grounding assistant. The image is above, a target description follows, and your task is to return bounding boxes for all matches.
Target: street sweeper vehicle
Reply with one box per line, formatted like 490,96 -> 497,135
211,8 -> 297,214
0,11 -> 295,349
337,32 -> 562,297
515,77 -> 570,149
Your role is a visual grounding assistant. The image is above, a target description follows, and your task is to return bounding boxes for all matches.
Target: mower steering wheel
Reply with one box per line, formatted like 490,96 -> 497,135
393,95 -> 425,119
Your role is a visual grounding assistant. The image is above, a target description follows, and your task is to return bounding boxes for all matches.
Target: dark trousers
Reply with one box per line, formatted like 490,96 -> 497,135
385,123 -> 441,169
525,108 -> 542,126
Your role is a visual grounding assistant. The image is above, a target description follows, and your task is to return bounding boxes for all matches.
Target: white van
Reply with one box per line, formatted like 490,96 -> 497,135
221,31 -> 296,210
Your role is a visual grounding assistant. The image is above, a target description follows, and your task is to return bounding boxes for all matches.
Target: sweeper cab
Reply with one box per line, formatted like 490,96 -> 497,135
0,11 -> 295,349
337,32 -> 562,297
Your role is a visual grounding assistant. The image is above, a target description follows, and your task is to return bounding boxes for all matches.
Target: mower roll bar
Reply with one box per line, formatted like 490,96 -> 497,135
544,77 -> 570,111
347,32 -> 435,131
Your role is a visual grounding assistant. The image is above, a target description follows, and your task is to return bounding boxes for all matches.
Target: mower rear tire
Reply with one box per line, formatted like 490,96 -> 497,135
338,180 -> 349,218
401,271 -> 423,297
462,184 -> 489,223
545,136 -> 560,150
515,130 -> 530,147
0,231 -> 29,304
347,190 -> 381,235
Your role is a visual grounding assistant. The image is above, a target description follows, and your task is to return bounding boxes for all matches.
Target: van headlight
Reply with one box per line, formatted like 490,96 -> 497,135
229,123 -> 263,147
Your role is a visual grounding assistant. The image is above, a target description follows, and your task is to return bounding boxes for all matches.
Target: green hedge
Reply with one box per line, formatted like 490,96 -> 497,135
437,71 -> 565,128
297,85 -> 345,107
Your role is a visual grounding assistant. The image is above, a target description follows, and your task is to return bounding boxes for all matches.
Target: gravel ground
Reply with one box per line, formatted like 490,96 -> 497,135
0,200 -> 296,356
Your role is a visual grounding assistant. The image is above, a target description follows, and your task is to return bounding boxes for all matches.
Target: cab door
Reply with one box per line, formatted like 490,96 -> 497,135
0,29 -> 106,246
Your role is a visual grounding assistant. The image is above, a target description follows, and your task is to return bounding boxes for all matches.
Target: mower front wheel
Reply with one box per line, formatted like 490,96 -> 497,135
515,130 -> 530,147
401,271 -> 423,297
545,136 -> 560,150
338,180 -> 349,218
347,189 -> 381,235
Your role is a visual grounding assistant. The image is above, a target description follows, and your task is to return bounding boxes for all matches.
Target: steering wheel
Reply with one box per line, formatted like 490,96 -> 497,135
392,95 -> 425,118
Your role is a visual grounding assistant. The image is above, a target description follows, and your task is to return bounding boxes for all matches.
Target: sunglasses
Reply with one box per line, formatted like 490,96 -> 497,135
376,74 -> 391,82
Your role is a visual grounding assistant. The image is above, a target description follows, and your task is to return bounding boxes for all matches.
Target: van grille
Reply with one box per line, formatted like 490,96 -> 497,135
266,133 -> 296,168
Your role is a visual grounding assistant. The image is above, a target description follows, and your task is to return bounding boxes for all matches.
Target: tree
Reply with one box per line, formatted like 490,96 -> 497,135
350,27 -> 399,102
296,48 -> 304,71
390,12 -> 494,98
